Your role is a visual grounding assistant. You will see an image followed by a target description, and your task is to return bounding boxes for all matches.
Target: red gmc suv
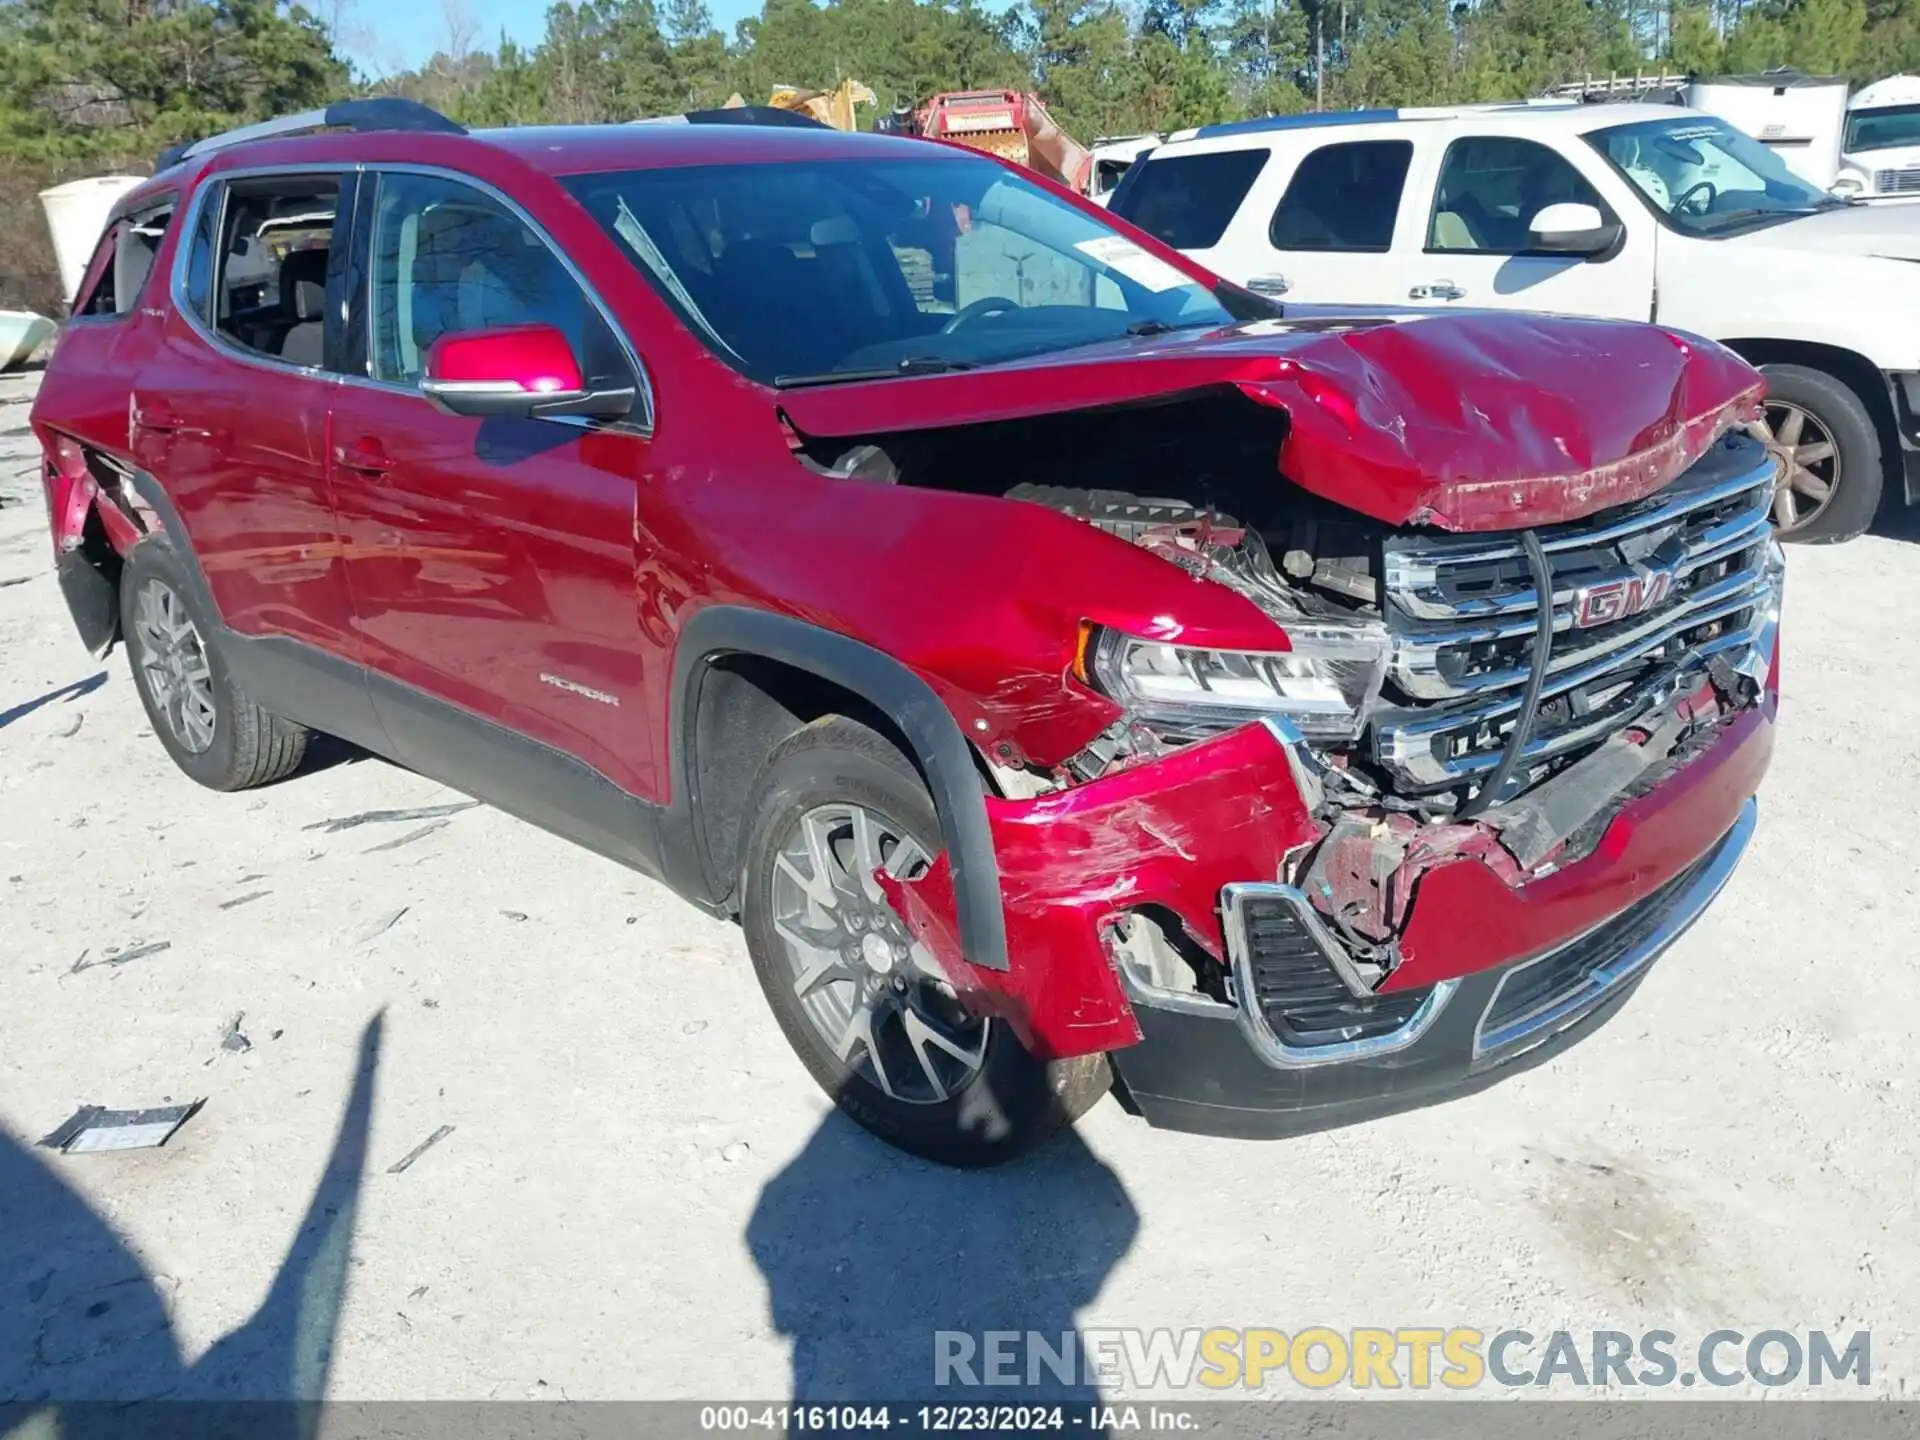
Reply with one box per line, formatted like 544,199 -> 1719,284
33,100 -> 1782,1166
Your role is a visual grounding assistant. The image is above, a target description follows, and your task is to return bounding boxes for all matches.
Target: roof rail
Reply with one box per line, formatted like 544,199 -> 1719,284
630,105 -> 829,129
156,98 -> 465,171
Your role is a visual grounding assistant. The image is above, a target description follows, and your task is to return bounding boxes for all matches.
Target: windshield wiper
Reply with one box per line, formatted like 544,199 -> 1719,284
772,356 -> 976,389
1124,317 -> 1215,337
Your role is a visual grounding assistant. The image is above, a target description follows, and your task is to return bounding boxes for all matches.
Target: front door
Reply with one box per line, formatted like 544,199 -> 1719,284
329,167 -> 658,805
1395,132 -> 1655,321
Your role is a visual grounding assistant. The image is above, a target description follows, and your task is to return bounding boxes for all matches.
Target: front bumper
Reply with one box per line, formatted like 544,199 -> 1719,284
1110,798 -> 1757,1138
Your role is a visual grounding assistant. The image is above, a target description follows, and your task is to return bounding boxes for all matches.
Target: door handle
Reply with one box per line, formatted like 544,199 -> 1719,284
333,439 -> 395,476
132,404 -> 216,439
1409,280 -> 1466,301
1247,274 -> 1291,296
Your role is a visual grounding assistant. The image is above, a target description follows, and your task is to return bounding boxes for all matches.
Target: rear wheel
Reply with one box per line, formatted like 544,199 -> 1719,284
120,541 -> 309,790
739,716 -> 1109,1166
1751,363 -> 1882,543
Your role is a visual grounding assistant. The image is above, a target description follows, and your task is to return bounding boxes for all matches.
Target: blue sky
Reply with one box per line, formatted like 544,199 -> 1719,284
366,0 -> 765,73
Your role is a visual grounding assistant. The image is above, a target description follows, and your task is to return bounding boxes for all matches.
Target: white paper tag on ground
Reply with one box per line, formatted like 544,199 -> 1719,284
1074,236 -> 1192,293
66,1120 -> 186,1153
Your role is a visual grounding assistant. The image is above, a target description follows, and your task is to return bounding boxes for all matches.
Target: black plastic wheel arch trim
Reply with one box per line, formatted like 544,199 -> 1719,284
669,605 -> 1010,972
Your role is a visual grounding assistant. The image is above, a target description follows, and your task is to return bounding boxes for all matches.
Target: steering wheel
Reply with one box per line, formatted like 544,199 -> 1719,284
1675,180 -> 1717,218
941,296 -> 1019,334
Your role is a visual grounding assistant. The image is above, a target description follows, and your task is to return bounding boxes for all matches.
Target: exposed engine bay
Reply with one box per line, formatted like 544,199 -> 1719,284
794,388 -> 1782,971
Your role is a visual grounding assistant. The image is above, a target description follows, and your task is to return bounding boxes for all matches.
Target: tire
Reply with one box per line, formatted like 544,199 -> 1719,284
739,716 -> 1110,1167
1755,363 -> 1883,544
120,540 -> 310,791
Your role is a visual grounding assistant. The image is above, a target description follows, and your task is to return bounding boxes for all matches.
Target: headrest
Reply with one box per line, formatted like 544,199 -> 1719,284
279,248 -> 328,322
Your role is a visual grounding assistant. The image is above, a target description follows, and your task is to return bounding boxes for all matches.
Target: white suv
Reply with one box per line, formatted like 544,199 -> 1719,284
1111,101 -> 1920,542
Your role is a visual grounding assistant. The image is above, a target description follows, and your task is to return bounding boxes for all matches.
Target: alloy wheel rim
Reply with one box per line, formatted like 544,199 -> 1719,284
770,803 -> 988,1105
134,578 -> 217,754
1747,401 -> 1839,534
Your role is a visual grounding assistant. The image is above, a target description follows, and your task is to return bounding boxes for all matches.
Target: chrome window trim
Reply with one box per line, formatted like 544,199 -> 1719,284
1219,881 -> 1459,1069
1472,798 -> 1757,1061
165,161 -> 353,385
356,163 -> 656,436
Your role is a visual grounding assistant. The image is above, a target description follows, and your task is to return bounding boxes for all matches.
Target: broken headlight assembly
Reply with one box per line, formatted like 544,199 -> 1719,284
1080,622 -> 1390,744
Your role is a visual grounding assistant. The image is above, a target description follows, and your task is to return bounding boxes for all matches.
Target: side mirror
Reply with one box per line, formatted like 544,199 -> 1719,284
1527,202 -> 1623,258
420,323 -> 634,421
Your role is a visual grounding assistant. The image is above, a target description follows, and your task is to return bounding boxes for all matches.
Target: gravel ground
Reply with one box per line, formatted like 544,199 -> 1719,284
2,363 -> 1917,1406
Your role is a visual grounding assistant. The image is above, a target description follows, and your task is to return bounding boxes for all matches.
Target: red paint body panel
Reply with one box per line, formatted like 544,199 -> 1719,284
885,723 -> 1320,1058
425,324 -> 584,393
1383,702 -> 1775,993
776,314 -> 1765,533
328,389 -> 657,795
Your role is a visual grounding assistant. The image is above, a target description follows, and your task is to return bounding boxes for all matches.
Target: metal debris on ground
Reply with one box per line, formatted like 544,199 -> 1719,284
39,1100 -> 205,1154
364,819 -> 449,853
387,1124 -> 455,1174
220,1013 -> 251,1053
68,940 -> 171,975
218,889 -> 271,910
55,713 -> 83,737
303,801 -> 480,834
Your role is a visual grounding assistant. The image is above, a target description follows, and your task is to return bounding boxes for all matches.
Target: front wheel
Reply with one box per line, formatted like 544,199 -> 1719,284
739,716 -> 1110,1167
1751,363 -> 1883,543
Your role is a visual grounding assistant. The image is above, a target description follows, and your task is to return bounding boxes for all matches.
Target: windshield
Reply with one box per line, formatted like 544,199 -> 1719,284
1587,115 -> 1839,237
561,155 -> 1234,385
1846,104 -> 1920,154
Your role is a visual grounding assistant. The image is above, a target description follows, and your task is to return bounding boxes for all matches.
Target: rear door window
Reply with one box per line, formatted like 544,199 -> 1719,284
1269,140 -> 1413,252
207,176 -> 342,367
1110,149 -> 1270,249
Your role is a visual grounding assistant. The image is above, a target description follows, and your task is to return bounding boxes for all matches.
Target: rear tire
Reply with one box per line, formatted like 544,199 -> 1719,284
738,716 -> 1109,1167
1754,363 -> 1882,544
120,540 -> 310,791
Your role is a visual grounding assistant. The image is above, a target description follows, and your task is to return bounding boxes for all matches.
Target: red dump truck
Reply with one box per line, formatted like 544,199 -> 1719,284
902,90 -> 1095,194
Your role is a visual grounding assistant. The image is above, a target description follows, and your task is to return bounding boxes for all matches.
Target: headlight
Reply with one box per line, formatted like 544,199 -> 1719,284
1831,173 -> 1865,198
1086,623 -> 1389,742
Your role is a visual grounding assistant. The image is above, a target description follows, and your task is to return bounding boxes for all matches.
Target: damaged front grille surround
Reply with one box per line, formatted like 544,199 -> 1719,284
1373,438 -> 1781,794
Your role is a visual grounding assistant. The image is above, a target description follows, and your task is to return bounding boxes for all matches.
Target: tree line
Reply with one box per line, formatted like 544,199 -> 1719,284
0,0 -> 1909,171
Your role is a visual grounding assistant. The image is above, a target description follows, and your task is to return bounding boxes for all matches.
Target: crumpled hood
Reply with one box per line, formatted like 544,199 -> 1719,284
1725,202 -> 1920,261
775,311 -> 1764,531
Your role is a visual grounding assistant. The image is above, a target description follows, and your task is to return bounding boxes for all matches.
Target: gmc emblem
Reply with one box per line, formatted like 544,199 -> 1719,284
1571,568 -> 1676,628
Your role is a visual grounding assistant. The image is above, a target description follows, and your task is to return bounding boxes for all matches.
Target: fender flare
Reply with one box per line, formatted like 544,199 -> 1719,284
669,605 -> 1010,972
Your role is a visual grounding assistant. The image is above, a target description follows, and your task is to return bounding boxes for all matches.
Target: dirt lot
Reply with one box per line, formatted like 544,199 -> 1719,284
3,363 -> 1917,1405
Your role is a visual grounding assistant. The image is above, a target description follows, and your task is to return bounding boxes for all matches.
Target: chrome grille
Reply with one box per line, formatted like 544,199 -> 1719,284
1874,166 -> 1920,194
1371,436 -> 1779,792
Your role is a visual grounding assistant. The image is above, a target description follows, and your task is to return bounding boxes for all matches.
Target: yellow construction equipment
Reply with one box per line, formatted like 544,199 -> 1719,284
721,81 -> 877,133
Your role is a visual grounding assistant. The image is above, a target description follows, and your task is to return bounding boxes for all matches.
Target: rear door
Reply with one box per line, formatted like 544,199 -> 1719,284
129,168 -> 361,654
1252,137 -> 1423,305
1395,127 -> 1655,320
329,167 -> 658,805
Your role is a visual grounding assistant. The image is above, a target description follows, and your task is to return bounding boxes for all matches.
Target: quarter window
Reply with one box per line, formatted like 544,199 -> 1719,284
1427,137 -> 1607,254
74,199 -> 177,317
368,171 -> 621,391
1270,141 -> 1412,252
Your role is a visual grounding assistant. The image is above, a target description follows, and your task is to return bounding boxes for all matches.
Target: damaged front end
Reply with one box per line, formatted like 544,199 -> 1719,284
784,314 -> 1781,1129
